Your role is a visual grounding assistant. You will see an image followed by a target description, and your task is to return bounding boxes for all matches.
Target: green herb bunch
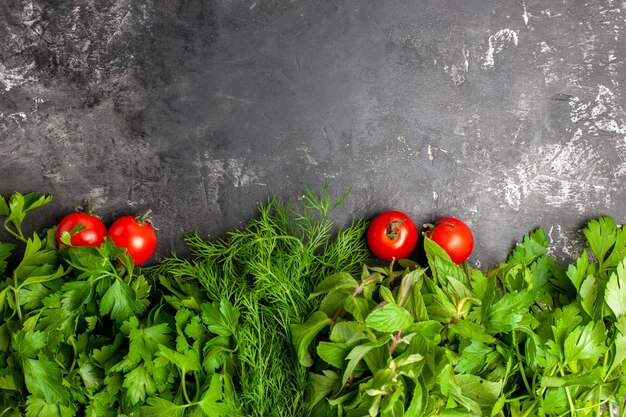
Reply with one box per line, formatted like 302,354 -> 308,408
0,192 -> 155,416
0,193 -> 229,417
147,186 -> 371,417
294,217 -> 626,417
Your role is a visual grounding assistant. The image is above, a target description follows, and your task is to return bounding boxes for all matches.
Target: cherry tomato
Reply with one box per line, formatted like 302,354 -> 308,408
56,212 -> 107,247
367,211 -> 418,261
108,214 -> 157,266
426,217 -> 474,264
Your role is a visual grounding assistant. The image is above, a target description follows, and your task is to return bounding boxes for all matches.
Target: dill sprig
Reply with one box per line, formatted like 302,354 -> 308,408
150,186 -> 370,417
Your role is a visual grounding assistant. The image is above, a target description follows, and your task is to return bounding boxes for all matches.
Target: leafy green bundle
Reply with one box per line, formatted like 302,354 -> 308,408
149,187 -> 370,416
293,218 -> 626,417
3,189 -> 626,417
0,188 -> 369,417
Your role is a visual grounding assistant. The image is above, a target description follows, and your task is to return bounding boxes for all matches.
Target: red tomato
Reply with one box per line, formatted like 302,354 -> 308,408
427,217 -> 474,264
56,212 -> 107,247
367,211 -> 418,261
108,214 -> 157,266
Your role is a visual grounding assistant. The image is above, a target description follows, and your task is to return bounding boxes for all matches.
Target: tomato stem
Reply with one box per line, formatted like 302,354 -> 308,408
76,199 -> 98,216
136,209 -> 153,225
385,219 -> 406,240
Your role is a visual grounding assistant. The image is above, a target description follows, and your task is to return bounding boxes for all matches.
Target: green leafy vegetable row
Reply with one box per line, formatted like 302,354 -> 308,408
1,190 -> 625,417
294,218 -> 626,417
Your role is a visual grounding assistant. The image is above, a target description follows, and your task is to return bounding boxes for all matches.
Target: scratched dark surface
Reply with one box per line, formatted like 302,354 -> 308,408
1,0 -> 625,267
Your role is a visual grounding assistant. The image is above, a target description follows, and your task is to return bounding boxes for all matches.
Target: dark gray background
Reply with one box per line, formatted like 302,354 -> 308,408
1,0 -> 625,267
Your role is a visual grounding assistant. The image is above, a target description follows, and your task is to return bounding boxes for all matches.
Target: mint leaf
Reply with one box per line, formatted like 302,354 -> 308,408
291,311 -> 332,367
317,341 -> 351,368
342,337 -> 388,385
343,295 -> 369,322
450,319 -> 497,344
309,272 -> 359,298
308,371 -> 340,408
423,236 -> 453,267
455,373 -> 502,406
329,321 -> 366,343
365,304 -> 414,333
423,285 -> 457,322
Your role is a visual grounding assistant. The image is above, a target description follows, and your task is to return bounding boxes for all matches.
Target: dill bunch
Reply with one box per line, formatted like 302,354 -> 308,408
149,186 -> 370,417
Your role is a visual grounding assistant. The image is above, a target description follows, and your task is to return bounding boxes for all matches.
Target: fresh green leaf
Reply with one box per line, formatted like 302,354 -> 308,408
541,367 -> 603,387
317,341 -> 351,368
485,290 -> 536,333
365,304 -> 414,333
140,397 -> 186,417
566,250 -> 589,291
157,344 -> 201,373
197,374 -> 230,417
310,272 -> 359,299
584,216 -> 618,270
605,259 -> 626,318
455,341 -> 493,374
330,321 -> 366,343
343,295 -> 370,323
343,337 -> 388,385
22,358 -> 71,406
563,320 -> 606,365
308,371 -> 340,408
450,319 -> 497,344
100,278 -> 145,321
25,397 -> 75,417
291,311 -> 332,367
123,364 -> 157,404
0,242 -> 15,276
507,228 -> 548,264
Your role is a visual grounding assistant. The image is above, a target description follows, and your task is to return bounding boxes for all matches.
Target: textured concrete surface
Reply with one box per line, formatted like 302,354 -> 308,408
1,0 -> 625,267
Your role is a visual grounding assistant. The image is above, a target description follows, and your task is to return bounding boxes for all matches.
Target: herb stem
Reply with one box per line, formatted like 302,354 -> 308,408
519,400 -> 537,417
181,371 -> 192,404
68,337 -> 78,373
194,372 -> 201,402
11,276 -> 21,321
559,368 -> 577,417
389,330 -> 402,355
512,331 -> 532,395
4,221 -> 26,243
